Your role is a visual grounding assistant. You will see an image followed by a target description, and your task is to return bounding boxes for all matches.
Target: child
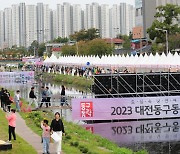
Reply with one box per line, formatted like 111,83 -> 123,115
6,109 -> 16,142
41,120 -> 50,154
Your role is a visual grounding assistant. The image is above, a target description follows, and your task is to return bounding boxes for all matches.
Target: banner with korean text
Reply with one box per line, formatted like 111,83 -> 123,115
72,96 -> 180,120
0,71 -> 34,86
83,119 -> 180,145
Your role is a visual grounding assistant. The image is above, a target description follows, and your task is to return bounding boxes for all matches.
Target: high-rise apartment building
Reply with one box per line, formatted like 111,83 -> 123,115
129,5 -> 135,34
110,4 -> 121,38
12,4 -> 20,47
37,3 -> 44,43
26,5 -> 37,47
0,2 -> 136,49
0,11 -> 4,49
72,4 -> 82,33
43,4 -> 51,42
92,3 -> 100,30
84,4 -> 92,30
4,8 -> 12,48
84,3 -> 100,30
19,3 -> 26,47
100,4 -> 110,38
56,4 -> 63,38
63,3 -> 72,38
135,0 -> 143,27
120,3 -> 135,36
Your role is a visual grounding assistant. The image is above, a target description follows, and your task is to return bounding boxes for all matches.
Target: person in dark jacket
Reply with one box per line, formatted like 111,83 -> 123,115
4,90 -> 11,112
29,87 -> 38,109
60,85 -> 66,106
0,88 -> 4,109
50,112 -> 65,154
39,86 -> 47,108
46,87 -> 52,107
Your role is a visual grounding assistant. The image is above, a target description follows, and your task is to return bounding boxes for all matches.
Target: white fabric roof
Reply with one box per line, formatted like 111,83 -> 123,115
43,53 -> 180,68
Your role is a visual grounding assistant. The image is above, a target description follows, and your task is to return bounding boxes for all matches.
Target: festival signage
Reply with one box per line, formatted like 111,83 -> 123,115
72,96 -> 180,120
83,119 -> 180,145
0,71 -> 34,85
22,57 -> 41,63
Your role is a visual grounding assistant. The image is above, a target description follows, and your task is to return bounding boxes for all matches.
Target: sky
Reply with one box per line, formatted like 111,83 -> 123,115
0,0 -> 135,10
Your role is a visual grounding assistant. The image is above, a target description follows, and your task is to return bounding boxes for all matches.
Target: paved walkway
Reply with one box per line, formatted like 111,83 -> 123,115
15,113 -> 56,154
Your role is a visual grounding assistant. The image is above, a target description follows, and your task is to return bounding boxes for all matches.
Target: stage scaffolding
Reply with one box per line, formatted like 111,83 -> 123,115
92,72 -> 180,98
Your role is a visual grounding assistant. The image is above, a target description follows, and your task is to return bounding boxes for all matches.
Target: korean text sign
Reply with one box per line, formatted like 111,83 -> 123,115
83,119 -> 180,145
72,96 -> 180,120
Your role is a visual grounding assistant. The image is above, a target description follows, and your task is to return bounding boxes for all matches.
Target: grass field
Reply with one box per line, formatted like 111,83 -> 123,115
4,86 -> 148,154
0,110 -> 37,154
42,73 -> 93,90
20,111 -> 148,154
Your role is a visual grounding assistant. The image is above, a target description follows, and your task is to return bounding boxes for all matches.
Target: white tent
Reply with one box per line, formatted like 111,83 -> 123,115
44,53 -> 180,70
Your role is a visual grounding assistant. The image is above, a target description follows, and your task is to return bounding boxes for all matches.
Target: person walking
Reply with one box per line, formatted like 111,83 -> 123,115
39,86 -> 47,108
6,109 -> 16,142
60,85 -> 66,106
14,90 -> 20,112
29,87 -> 38,109
46,87 -> 52,107
50,112 -> 65,154
41,120 -> 50,154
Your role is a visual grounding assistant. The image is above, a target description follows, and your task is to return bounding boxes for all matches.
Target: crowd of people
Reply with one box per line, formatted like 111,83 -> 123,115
40,65 -> 120,77
29,85 -> 67,109
0,86 -> 66,154
0,88 -> 13,112
0,84 -> 67,112
33,64 -> 126,78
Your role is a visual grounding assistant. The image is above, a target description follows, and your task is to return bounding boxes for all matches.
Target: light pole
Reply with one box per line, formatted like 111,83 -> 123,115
155,28 -> 168,55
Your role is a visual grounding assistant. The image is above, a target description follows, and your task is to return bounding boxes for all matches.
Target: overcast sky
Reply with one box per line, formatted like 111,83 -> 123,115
0,0 -> 135,10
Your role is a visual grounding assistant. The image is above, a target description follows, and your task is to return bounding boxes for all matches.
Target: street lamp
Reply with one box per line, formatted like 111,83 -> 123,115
155,28 -> 168,55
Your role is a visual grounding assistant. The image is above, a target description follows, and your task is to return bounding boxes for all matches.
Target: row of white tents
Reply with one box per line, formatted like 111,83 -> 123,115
44,52 -> 180,69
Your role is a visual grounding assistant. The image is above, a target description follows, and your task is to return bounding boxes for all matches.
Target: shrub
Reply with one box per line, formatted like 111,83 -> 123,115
70,141 -> 74,146
82,147 -> 88,153
78,145 -> 89,153
74,141 -> 79,147
65,135 -> 71,140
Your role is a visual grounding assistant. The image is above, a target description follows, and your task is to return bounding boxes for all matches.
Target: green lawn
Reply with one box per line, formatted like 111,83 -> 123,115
20,111 -> 148,154
0,110 -> 37,154
42,72 -> 93,90
4,87 -> 148,154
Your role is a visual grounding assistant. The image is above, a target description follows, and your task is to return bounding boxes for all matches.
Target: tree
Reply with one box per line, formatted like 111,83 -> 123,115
151,43 -> 165,54
38,43 -> 46,56
169,34 -> 180,50
85,28 -> 100,40
147,4 -> 180,43
87,39 -> 112,56
76,41 -> 87,55
28,40 -> 39,56
61,39 -> 112,56
61,45 -> 76,56
117,34 -> 131,49
70,28 -> 100,42
52,37 -> 69,43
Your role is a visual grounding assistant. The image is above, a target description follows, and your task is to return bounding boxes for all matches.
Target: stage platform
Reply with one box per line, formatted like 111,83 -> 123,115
0,140 -> 12,151
92,72 -> 180,98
